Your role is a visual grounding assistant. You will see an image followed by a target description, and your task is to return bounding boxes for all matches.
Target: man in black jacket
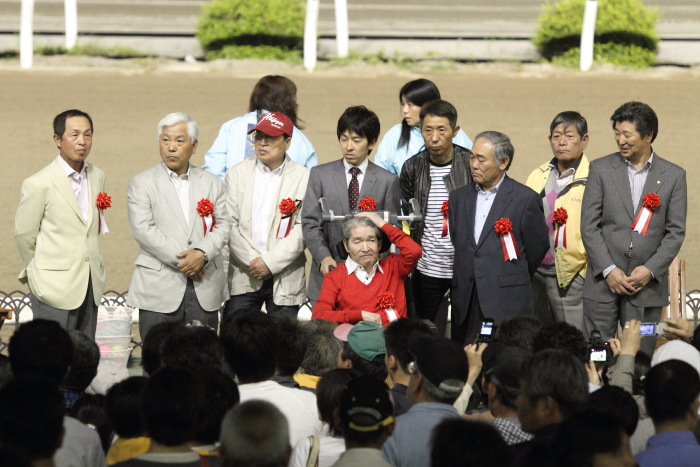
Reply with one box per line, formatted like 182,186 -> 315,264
399,99 -> 472,324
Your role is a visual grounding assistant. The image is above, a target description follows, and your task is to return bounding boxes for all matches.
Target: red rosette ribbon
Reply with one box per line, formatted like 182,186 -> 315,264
441,201 -> 449,238
196,198 -> 216,236
377,292 -> 398,323
494,218 -> 519,261
377,292 -> 396,310
552,207 -> 567,249
359,197 -> 377,211
631,193 -> 660,236
279,198 -> 298,217
277,199 -> 302,238
643,193 -> 661,211
96,192 -> 111,210
96,192 -> 111,234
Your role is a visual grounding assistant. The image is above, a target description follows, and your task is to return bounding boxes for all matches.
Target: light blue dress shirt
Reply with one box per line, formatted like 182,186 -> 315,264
203,110 -> 317,180
374,124 -> 472,175
474,174 -> 506,244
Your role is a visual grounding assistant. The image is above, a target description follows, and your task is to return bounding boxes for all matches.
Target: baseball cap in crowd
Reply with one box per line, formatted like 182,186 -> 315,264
340,375 -> 394,433
483,345 -> 531,391
408,334 -> 468,393
247,111 -> 294,138
334,321 -> 386,362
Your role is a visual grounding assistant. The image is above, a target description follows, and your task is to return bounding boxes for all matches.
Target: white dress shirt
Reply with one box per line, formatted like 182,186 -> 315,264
345,256 -> 384,285
165,163 -> 191,225
57,155 -> 89,223
342,158 -> 369,190
474,174 -> 506,243
252,157 -> 286,253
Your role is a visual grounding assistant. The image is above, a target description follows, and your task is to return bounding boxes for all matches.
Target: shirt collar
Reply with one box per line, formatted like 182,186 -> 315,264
547,155 -> 582,175
57,154 -> 87,178
343,157 -> 369,175
345,256 -> 383,276
256,155 -> 287,175
475,173 -> 506,194
162,162 -> 191,179
624,152 -> 654,171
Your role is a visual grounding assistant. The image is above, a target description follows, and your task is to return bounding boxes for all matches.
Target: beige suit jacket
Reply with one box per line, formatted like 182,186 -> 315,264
127,163 -> 230,313
226,156 -> 310,306
15,158 -> 106,309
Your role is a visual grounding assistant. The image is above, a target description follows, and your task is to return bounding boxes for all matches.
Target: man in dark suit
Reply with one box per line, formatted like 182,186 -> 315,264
581,102 -> 686,356
302,106 -> 401,304
449,131 -> 549,345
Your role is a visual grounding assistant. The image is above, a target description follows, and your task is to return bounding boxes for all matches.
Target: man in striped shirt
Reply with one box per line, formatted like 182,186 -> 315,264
399,100 -> 472,326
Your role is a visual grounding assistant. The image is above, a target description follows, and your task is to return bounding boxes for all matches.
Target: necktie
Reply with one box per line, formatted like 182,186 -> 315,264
348,167 -> 360,210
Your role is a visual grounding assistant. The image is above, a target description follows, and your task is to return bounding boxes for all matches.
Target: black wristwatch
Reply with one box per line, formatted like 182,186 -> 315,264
194,248 -> 209,265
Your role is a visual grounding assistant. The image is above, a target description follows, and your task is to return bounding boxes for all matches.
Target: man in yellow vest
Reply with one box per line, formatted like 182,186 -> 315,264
526,111 -> 590,331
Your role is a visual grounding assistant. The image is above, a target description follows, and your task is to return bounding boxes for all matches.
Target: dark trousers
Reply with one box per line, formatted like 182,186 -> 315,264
31,280 -> 98,339
139,279 -> 218,341
412,270 -> 452,322
223,279 -> 299,320
451,286 -> 484,346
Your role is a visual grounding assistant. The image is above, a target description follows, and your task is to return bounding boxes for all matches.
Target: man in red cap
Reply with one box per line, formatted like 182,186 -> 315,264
224,111 -> 310,317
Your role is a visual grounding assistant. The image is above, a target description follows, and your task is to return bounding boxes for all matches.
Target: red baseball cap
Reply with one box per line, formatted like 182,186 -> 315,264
247,112 -> 294,138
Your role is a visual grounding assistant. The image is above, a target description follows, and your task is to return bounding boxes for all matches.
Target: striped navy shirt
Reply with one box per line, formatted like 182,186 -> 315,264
416,161 -> 454,279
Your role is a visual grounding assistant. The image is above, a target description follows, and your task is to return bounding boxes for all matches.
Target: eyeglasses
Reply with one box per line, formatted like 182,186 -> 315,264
407,361 -> 419,375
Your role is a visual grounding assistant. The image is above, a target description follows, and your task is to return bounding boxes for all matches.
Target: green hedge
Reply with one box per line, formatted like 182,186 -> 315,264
196,0 -> 305,61
533,0 -> 659,68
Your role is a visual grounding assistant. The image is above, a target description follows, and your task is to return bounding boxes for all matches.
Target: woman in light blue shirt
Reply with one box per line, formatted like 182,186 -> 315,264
374,79 -> 472,175
203,75 -> 318,180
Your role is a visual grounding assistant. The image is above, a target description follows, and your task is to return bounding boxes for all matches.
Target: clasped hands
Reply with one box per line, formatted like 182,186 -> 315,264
176,249 -> 206,280
605,266 -> 652,295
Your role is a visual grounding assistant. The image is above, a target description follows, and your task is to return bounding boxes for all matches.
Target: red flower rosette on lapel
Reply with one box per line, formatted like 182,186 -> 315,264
631,193 -> 660,236
441,200 -> 449,238
196,198 -> 216,236
377,292 -> 398,323
494,218 -> 520,261
277,198 -> 302,238
552,207 -> 568,249
359,197 -> 377,211
96,192 -> 111,234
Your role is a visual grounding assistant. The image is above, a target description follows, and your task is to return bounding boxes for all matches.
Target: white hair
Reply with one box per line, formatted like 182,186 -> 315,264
157,112 -> 198,142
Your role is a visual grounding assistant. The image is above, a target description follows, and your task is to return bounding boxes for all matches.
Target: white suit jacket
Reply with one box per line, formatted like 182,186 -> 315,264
127,163 -> 230,313
15,158 -> 106,309
226,156 -> 310,306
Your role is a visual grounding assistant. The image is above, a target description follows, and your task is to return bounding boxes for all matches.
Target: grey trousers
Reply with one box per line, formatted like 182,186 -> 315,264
138,279 -> 218,341
30,280 -> 98,340
532,271 -> 585,332
583,296 -> 661,356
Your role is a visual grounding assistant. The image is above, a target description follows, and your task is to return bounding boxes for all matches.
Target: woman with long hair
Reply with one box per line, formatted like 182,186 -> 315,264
374,78 -> 472,175
203,75 -> 318,179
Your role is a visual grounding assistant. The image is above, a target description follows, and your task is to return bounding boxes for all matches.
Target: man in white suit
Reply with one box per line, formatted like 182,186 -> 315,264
15,109 -> 106,339
127,113 -> 230,339
224,112 -> 309,317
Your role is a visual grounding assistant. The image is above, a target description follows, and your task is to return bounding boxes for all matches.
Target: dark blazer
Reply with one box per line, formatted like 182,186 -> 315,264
581,152 -> 687,307
449,175 -> 549,325
302,159 -> 401,302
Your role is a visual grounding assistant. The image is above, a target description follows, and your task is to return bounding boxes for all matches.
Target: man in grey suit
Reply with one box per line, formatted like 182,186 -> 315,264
302,106 -> 401,304
449,131 -> 549,345
127,113 -> 230,340
581,102 -> 686,355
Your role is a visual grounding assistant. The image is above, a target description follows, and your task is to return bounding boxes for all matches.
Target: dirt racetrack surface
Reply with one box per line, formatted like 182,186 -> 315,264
2,57 -> 699,293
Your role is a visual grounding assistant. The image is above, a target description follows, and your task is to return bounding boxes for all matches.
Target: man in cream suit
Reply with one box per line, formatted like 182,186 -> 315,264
581,101 -> 686,356
225,112 -> 309,317
15,109 -> 106,339
127,113 -> 230,339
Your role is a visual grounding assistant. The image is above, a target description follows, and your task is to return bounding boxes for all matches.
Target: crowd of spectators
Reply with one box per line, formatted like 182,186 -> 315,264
0,312 -> 698,466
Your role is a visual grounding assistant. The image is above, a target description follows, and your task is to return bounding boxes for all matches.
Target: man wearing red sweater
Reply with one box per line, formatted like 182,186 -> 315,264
312,212 -> 422,325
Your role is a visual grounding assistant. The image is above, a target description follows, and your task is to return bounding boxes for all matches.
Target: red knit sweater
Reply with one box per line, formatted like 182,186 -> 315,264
311,224 -> 422,325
